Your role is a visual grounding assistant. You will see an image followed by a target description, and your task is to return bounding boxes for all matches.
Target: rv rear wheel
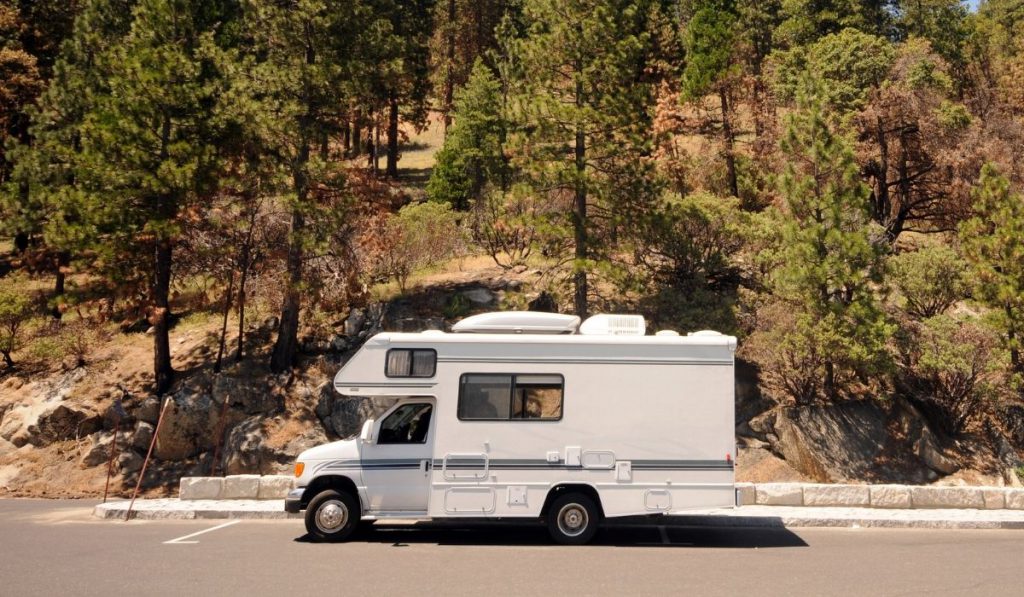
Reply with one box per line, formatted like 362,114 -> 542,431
547,493 -> 599,545
305,489 -> 360,543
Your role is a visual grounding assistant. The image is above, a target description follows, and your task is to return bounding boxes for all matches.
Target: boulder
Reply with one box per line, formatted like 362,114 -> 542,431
212,375 -> 282,416
79,431 -> 131,468
461,287 -> 496,305
135,396 -> 162,425
315,385 -> 396,439
914,427 -> 958,475
23,403 -> 102,447
117,450 -> 143,475
527,291 -> 558,313
154,390 -> 219,460
343,308 -> 366,336
132,422 -> 155,452
758,400 -> 933,484
221,417 -> 267,475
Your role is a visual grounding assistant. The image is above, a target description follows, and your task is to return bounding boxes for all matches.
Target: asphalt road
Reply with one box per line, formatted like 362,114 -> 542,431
1,499 -> 1022,596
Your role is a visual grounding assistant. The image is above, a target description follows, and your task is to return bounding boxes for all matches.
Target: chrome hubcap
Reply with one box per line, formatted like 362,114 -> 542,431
557,503 -> 588,537
315,500 -> 348,533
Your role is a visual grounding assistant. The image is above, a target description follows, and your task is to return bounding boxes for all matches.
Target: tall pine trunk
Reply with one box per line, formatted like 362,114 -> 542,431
719,88 -> 738,198
573,70 -> 588,319
51,251 -> 70,319
153,236 -> 174,394
442,0 -> 456,131
386,94 -> 399,178
153,116 -> 176,395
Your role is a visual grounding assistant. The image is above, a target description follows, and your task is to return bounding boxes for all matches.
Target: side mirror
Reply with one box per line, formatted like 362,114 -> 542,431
360,419 -> 375,445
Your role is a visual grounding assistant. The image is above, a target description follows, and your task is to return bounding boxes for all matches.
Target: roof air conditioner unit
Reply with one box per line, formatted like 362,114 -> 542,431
578,314 -> 646,336
451,311 -> 581,334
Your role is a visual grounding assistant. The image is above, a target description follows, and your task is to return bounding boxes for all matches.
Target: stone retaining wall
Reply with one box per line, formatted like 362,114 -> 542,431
180,475 -> 295,500
180,477 -> 1024,510
738,483 -> 1024,510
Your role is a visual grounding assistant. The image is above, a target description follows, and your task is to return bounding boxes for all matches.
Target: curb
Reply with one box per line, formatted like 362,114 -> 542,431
93,500 -> 1024,529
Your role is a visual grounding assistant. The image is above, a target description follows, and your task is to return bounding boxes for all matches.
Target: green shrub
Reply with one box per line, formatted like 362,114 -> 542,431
889,245 -> 967,319
0,277 -> 35,368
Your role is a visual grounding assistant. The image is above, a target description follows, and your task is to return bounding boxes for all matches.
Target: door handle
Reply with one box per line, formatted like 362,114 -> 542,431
420,459 -> 429,473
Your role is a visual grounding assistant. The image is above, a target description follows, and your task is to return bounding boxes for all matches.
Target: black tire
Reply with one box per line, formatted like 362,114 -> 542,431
305,489 -> 360,543
546,492 -> 600,545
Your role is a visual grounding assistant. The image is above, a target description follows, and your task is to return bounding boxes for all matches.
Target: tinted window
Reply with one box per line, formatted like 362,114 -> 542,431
458,374 -> 563,421
385,349 -> 436,378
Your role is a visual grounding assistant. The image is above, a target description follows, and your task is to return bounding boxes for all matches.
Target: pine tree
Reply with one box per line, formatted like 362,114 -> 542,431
958,164 -> 1024,376
241,0 -> 371,372
681,0 -> 742,198
65,0 -> 233,393
770,77 -> 893,401
505,0 -> 658,318
427,59 -> 507,210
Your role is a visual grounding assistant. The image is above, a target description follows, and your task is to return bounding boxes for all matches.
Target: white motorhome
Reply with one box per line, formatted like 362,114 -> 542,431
286,311 -> 736,544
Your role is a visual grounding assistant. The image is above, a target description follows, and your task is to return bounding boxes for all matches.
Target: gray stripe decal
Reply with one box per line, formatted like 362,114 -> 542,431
437,357 -> 731,366
315,458 -> 733,473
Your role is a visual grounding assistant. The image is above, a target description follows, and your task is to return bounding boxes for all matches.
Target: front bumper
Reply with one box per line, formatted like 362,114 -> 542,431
284,488 -> 305,513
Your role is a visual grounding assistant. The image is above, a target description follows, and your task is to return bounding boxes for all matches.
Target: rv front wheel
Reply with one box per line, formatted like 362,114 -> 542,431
305,489 -> 359,543
547,493 -> 599,545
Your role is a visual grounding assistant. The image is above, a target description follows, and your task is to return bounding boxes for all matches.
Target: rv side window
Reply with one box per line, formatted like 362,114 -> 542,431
458,374 -> 563,421
385,349 -> 436,378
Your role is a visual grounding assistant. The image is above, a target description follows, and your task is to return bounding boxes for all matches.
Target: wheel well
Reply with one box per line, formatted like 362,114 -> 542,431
301,475 -> 359,509
541,484 -> 604,519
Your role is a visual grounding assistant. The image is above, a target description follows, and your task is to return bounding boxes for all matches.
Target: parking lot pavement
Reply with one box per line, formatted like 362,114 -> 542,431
3,499 -> 1024,596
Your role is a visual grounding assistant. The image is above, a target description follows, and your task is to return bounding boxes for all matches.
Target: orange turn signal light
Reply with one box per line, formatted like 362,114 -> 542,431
294,462 -> 305,477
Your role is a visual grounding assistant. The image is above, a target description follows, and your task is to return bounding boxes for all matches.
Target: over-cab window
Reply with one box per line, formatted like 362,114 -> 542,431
458,374 -> 563,421
385,349 -> 436,378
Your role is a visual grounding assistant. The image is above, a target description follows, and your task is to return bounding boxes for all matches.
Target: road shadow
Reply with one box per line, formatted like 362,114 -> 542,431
294,520 -> 807,549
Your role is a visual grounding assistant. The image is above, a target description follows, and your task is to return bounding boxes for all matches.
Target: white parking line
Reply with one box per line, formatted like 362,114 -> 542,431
164,520 -> 241,545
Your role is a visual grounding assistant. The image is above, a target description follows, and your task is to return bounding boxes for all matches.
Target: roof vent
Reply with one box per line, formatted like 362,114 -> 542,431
655,330 -> 679,337
688,330 -> 723,337
451,311 -> 581,334
579,314 -> 646,336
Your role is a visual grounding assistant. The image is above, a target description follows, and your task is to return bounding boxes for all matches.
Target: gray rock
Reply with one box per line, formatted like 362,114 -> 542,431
461,287 -> 496,305
315,383 -> 395,439
527,291 -> 558,313
135,396 -> 162,425
915,427 -> 959,475
344,308 -> 366,336
132,421 -> 155,452
79,431 -> 130,468
117,450 -> 143,475
212,375 -> 281,416
154,389 -> 219,460
24,403 -> 102,447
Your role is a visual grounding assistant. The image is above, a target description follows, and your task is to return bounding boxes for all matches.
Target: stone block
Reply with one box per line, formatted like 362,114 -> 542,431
258,475 -> 295,499
870,485 -> 911,509
910,486 -> 984,509
982,489 -> 1006,510
1006,489 -> 1024,510
222,474 -> 261,499
735,483 -> 755,506
803,484 -> 870,507
755,483 -> 803,506
179,477 -> 223,500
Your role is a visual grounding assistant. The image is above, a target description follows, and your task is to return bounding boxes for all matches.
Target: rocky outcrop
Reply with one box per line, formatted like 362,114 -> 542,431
0,369 -> 99,447
748,399 -> 939,484
154,390 -> 220,460
314,382 -> 396,439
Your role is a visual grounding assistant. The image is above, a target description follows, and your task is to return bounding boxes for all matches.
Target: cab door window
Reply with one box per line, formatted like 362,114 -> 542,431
377,403 -> 433,444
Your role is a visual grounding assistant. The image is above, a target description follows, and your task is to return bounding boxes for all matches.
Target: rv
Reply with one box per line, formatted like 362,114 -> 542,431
285,311 -> 736,544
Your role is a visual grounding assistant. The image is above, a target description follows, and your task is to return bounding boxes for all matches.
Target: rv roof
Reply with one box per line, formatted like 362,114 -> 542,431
371,329 -> 737,350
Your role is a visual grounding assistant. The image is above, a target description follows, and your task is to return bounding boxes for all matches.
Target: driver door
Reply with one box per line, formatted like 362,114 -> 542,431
361,401 -> 434,513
